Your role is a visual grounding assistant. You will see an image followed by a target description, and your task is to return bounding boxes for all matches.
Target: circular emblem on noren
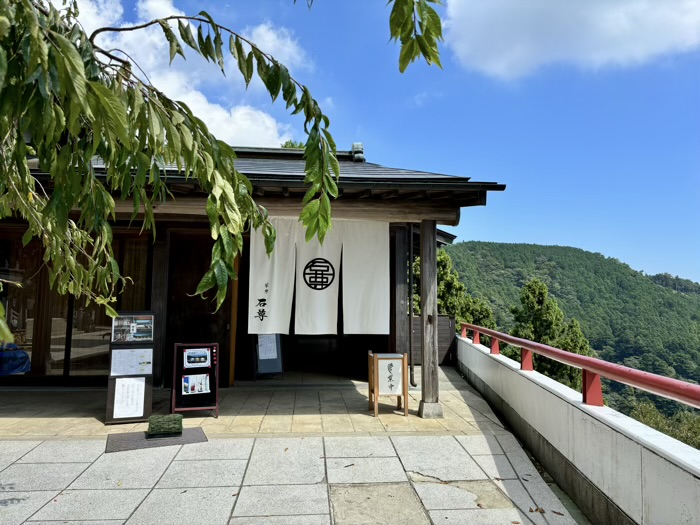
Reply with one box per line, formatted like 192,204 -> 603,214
303,258 -> 335,291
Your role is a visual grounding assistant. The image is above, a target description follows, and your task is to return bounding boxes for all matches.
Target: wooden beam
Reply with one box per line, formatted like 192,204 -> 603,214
418,219 -> 443,418
113,197 -> 461,225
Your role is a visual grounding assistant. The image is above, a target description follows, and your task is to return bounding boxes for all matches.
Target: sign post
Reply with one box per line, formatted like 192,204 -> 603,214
105,312 -> 155,425
368,352 -> 409,417
171,343 -> 220,418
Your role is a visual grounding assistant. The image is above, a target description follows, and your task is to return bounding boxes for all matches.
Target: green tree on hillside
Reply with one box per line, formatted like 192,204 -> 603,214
510,278 -> 594,389
413,250 -> 496,329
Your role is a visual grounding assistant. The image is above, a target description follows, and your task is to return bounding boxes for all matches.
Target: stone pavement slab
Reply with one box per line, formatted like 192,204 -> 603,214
156,459 -> 247,488
27,521 -> 125,525
472,454 -> 517,480
392,436 -> 487,481
428,508 -> 532,525
243,437 -> 324,485
330,482 -> 430,525
455,434 -> 504,456
0,462 -> 88,491
324,436 -> 396,458
412,480 -> 512,510
29,489 -> 149,521
18,440 -> 105,464
0,441 -> 41,470
126,487 -> 238,525
69,446 -> 179,489
174,438 -> 254,460
229,516 -> 331,525
232,484 -> 329,517
493,480 -> 548,525
326,457 -> 407,484
0,490 -> 58,525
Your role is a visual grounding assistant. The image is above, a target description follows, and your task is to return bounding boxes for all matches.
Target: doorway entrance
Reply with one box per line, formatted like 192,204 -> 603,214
164,231 -> 231,387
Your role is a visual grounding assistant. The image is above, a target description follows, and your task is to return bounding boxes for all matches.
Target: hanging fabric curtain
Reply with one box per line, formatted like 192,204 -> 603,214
339,220 -> 390,334
248,218 -> 297,334
294,223 -> 343,335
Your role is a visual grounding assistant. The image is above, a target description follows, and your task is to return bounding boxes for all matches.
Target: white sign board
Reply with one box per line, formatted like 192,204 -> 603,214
110,348 -> 153,376
258,334 -> 278,360
113,377 -> 145,419
377,357 -> 403,395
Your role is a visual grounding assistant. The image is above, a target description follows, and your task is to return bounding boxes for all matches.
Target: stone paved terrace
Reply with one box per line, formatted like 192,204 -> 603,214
0,368 -> 591,525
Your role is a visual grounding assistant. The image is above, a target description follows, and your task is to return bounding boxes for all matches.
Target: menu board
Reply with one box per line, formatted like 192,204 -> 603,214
110,348 -> 153,376
105,311 -> 155,425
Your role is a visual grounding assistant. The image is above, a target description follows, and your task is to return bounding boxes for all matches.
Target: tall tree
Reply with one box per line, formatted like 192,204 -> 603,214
0,0 -> 445,341
413,250 -> 496,329
511,278 -> 594,389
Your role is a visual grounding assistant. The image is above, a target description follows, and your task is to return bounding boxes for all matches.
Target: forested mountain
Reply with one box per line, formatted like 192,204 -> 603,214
445,242 -> 700,388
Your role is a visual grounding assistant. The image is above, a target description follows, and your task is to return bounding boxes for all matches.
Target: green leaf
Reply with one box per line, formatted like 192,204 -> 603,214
195,269 -> 216,295
399,39 -> 418,73
88,82 -> 130,146
158,20 -> 184,65
0,48 -> 6,93
50,31 -> 91,116
178,20 -> 198,50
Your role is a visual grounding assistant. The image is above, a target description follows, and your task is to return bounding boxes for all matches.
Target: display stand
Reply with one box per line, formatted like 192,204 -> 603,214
368,352 -> 408,417
171,343 -> 219,418
105,312 -> 155,425
254,334 -> 283,378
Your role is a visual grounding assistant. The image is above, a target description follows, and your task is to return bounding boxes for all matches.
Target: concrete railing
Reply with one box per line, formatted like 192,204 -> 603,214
456,333 -> 700,525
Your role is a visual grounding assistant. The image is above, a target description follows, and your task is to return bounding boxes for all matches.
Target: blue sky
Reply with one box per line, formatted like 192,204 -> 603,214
87,0 -> 700,281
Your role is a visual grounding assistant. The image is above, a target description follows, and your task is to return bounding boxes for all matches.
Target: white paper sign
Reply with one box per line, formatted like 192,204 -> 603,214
258,335 -> 278,360
377,357 -> 403,395
113,377 -> 145,418
110,348 -> 153,376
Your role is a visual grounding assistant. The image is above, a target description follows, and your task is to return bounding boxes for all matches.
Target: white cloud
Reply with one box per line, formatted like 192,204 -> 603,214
244,22 -> 312,72
81,0 -> 302,146
445,0 -> 700,80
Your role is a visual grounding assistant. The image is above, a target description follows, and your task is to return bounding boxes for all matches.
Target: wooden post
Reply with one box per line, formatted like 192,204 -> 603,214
228,255 -> 240,385
393,226 -> 410,354
418,220 -> 443,418
150,238 -> 169,387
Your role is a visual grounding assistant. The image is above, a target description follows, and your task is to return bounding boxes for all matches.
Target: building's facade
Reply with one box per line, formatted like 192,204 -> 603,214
0,146 -> 505,397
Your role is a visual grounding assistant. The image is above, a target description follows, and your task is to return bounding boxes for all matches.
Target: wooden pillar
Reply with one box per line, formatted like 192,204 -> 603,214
150,238 -> 169,387
30,266 -> 52,375
418,220 -> 443,418
393,226 -> 410,354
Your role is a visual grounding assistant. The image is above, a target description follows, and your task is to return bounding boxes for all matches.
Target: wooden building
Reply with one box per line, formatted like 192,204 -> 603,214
0,145 -> 504,414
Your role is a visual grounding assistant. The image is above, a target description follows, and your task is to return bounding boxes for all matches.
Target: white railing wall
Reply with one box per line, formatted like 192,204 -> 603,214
457,336 -> 700,525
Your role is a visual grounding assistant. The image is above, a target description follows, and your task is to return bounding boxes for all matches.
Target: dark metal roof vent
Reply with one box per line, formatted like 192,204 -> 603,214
351,142 -> 365,162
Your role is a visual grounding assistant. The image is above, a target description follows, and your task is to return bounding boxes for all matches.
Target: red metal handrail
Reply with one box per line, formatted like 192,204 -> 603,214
460,323 -> 700,409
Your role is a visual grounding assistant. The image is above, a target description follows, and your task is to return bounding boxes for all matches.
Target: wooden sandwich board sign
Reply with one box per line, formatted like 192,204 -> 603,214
368,352 -> 408,417
171,343 -> 220,418
105,312 -> 155,425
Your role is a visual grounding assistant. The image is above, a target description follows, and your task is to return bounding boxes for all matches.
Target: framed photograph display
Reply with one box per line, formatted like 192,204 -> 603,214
171,343 -> 219,418
111,313 -> 154,343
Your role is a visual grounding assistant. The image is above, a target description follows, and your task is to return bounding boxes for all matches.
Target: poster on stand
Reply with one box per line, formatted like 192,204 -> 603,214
171,343 -> 219,417
183,348 -> 211,368
182,374 -> 210,395
111,314 -> 154,343
113,377 -> 146,419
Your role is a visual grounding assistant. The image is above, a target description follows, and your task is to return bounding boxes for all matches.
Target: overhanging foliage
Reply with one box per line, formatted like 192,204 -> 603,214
0,0 -> 444,342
